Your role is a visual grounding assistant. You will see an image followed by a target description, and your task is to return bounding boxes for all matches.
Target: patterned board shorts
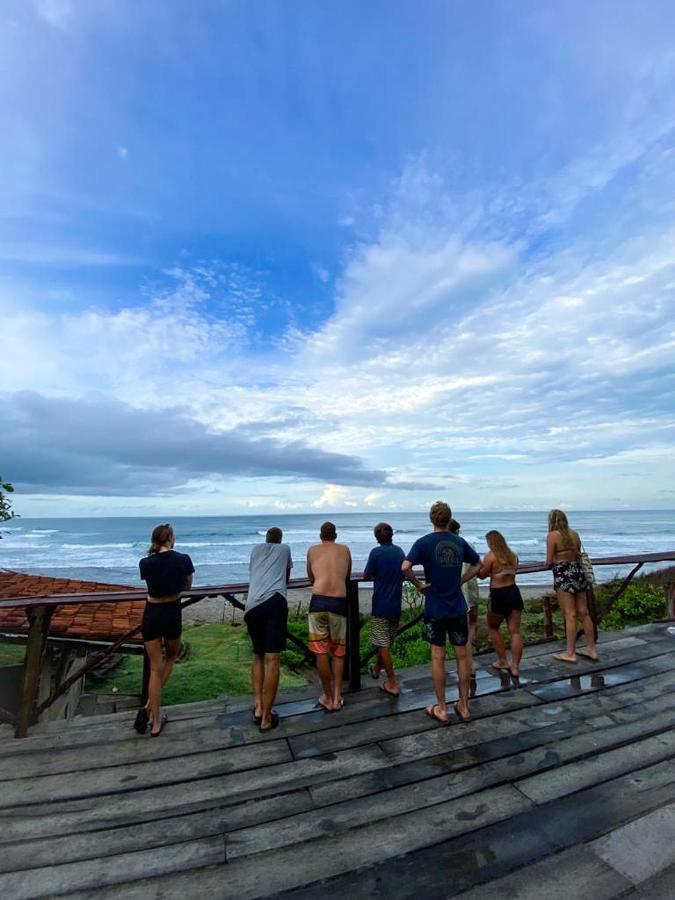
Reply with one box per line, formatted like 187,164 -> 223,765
370,616 -> 400,648
553,561 -> 588,595
422,615 -> 469,647
308,611 -> 346,657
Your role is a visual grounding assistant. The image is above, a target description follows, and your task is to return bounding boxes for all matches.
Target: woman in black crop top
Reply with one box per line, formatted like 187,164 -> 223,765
134,524 -> 195,736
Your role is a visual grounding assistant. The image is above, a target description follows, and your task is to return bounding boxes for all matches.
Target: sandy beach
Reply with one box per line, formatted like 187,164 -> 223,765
183,582 -> 556,625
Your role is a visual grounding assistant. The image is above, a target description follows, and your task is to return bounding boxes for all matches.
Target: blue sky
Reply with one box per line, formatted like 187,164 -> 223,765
2,0 -> 675,516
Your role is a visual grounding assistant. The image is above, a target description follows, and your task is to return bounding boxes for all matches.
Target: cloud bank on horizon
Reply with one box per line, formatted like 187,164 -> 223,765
2,0 -> 675,516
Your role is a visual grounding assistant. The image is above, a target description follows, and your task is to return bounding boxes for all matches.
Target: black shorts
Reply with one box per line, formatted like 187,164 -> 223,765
423,615 -> 469,647
245,593 -> 288,655
489,585 -> 524,617
141,600 -> 182,643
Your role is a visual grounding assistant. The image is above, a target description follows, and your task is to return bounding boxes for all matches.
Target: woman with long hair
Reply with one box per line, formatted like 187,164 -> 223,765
479,530 -> 523,678
546,509 -> 598,663
134,524 -> 194,736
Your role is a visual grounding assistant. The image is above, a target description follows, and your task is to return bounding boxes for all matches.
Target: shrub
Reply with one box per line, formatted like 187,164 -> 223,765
600,581 -> 666,630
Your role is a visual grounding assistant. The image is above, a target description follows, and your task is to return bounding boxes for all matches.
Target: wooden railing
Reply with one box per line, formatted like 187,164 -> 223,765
1,550 -> 674,738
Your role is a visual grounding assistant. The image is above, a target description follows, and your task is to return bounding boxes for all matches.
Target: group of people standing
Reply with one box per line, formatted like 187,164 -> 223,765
133,504 -> 598,736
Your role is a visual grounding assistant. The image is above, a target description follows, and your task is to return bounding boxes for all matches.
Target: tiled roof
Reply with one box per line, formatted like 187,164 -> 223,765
0,571 -> 144,644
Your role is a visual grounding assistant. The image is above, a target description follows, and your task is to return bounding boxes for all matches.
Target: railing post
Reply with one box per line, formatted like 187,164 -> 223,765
15,604 -> 53,738
345,578 -> 361,691
665,583 -> 675,620
543,596 -> 554,639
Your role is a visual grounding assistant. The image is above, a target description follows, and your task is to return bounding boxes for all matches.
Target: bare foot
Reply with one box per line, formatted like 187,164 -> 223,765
454,700 -> 471,723
491,661 -> 510,671
332,697 -> 344,711
577,648 -> 599,661
317,695 -> 333,711
553,652 -> 577,663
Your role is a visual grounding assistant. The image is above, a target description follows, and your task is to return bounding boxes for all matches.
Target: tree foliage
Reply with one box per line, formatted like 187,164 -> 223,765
0,476 -> 15,522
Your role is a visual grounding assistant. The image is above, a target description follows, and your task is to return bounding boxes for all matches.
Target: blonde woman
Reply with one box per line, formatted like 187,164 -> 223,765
546,509 -> 598,663
479,531 -> 523,677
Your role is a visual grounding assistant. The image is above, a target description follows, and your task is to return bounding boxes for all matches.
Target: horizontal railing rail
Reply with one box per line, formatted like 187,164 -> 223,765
1,549 -> 674,738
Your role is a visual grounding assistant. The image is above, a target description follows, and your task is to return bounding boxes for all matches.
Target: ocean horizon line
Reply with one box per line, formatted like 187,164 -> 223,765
5,507 -> 675,521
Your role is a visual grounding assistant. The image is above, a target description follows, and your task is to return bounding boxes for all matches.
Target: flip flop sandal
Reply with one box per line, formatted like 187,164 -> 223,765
424,704 -> 449,726
453,701 -> 471,724
133,707 -> 149,735
251,708 -> 262,724
379,683 -> 400,697
369,666 -> 380,680
150,715 -> 168,738
259,711 -> 280,733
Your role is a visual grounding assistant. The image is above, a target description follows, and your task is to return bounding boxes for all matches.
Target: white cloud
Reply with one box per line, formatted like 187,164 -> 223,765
34,0 -> 73,31
312,485 -> 358,509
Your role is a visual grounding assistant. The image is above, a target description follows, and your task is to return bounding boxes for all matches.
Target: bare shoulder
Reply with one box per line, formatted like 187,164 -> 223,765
569,529 -> 581,545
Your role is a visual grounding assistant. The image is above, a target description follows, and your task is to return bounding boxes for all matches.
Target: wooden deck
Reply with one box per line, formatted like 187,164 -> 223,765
1,624 -> 675,899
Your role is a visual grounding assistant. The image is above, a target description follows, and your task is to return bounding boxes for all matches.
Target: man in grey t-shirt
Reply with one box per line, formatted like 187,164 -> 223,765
244,527 -> 292,732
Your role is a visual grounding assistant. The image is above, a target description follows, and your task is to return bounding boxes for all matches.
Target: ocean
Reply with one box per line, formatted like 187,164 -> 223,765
1,510 -> 674,589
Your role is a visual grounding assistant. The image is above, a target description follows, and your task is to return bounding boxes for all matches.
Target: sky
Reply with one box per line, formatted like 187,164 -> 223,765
1,0 -> 675,517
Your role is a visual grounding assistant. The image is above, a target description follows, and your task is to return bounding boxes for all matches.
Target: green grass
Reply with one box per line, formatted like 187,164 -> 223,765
0,644 -> 24,667
88,622 -> 310,705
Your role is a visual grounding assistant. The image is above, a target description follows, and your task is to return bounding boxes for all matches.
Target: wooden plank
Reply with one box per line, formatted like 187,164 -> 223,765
2,668 -> 670,853
231,709 -> 675,862
312,672 -> 675,806
0,789 -> 313,874
516,728 -> 675,805
283,757 -> 675,899
0,629 -> 667,761
0,739 -> 292,807
0,786 -> 313,850
629,862 -> 675,899
5,685 -> 673,877
437,846 -> 632,900
589,802 -> 675,888
64,785 -> 533,900
288,688 -> 544,759
0,744 -> 389,840
0,836 -> 225,900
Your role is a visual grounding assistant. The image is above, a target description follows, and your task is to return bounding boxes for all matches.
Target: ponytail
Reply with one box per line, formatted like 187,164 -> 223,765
148,523 -> 174,556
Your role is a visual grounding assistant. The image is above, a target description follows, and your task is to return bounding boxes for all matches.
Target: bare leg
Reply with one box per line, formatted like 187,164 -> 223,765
467,607 -> 478,676
331,655 -> 345,709
506,611 -> 523,675
162,638 -> 180,686
455,644 -> 472,719
315,654 -> 333,710
487,612 -> 508,668
430,644 -> 448,719
575,593 -> 598,659
144,639 -> 165,735
555,591 -> 577,661
378,647 -> 399,692
261,653 -> 280,727
252,653 -> 264,718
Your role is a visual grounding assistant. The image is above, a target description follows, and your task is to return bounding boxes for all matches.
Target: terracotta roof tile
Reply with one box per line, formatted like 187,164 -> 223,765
0,570 -> 144,644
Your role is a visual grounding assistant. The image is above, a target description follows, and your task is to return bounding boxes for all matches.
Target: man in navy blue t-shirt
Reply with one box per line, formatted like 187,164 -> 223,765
364,522 -> 406,696
402,501 -> 481,725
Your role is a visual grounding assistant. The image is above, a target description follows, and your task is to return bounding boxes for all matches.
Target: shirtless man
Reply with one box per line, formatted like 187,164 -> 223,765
306,521 -> 352,711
